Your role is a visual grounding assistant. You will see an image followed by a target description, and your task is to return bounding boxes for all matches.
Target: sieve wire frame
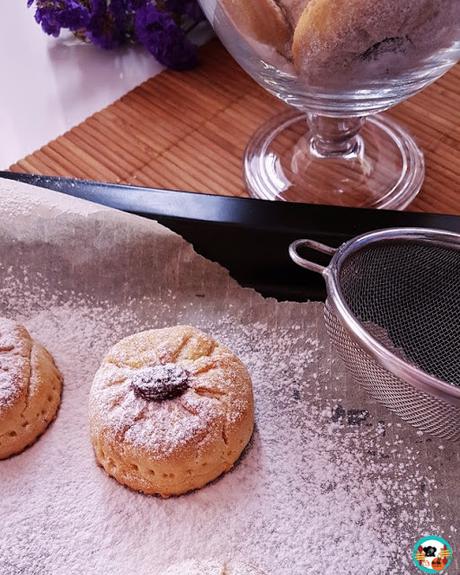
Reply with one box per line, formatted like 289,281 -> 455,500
322,228 -> 460,408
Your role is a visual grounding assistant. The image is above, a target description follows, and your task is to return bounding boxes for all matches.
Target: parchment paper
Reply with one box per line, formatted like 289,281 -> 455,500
0,178 -> 457,574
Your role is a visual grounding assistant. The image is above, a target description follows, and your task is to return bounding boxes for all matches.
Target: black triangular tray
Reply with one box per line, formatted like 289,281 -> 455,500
2,171 -> 459,302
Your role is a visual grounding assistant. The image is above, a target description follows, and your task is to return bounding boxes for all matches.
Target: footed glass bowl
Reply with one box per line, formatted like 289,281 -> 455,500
198,0 -> 460,208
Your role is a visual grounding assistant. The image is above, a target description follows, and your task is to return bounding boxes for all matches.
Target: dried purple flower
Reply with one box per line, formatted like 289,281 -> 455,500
29,0 -> 90,37
134,3 -> 198,70
124,0 -> 146,10
27,0 -> 204,70
86,0 -> 128,49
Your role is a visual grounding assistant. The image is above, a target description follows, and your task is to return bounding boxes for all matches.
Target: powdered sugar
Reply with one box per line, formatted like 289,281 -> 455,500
0,318 -> 30,412
0,368 -> 19,410
163,559 -> 264,574
0,182 -> 457,574
92,364 -> 222,457
89,333 -> 250,457
0,270 -> 456,575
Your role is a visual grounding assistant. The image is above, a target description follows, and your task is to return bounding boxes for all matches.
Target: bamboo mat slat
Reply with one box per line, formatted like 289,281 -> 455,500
10,39 -> 460,214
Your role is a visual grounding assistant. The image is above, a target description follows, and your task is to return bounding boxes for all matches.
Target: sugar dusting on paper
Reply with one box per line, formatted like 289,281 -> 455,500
0,179 -> 458,575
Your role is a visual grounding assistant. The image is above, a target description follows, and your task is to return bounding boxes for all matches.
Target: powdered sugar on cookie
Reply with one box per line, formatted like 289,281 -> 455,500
0,318 -> 30,412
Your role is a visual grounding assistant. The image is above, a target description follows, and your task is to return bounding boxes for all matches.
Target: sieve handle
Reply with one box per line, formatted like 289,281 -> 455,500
289,239 -> 336,275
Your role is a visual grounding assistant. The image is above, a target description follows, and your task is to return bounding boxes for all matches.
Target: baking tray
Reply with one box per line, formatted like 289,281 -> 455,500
2,171 -> 460,301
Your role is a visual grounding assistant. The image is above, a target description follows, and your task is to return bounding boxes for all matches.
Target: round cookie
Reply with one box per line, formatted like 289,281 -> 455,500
292,0 -> 441,78
0,317 -> 62,459
89,325 -> 254,497
162,559 -> 266,575
219,0 -> 292,54
278,0 -> 309,27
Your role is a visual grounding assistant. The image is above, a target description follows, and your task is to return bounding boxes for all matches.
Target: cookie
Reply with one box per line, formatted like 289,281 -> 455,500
0,317 -> 62,459
89,325 -> 254,497
278,0 -> 308,27
219,0 -> 292,53
292,0 -> 441,78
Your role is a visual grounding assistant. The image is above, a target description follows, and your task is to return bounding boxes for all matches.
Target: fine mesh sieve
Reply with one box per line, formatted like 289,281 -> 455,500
289,228 -> 460,440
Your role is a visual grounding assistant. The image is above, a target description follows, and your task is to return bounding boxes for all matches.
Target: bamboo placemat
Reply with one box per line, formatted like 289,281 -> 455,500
10,39 -> 460,215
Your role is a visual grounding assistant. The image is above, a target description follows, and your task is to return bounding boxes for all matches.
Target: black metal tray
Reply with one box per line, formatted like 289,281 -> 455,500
2,171 -> 460,301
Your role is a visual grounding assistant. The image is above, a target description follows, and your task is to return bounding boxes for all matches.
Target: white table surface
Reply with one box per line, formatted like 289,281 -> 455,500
0,1 -> 164,169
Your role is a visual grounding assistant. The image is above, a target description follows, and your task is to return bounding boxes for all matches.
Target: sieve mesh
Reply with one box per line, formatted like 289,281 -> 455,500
336,241 -> 460,387
326,238 -> 460,439
325,304 -> 460,441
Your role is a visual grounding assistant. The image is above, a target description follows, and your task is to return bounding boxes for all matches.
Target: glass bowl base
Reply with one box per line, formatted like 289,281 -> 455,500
244,111 -> 425,209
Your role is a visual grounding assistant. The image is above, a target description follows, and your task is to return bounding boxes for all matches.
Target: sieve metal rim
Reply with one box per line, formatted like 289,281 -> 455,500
290,228 -> 460,407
